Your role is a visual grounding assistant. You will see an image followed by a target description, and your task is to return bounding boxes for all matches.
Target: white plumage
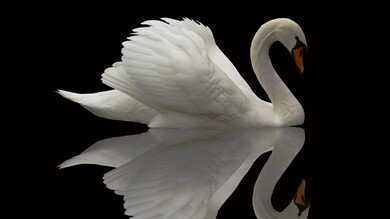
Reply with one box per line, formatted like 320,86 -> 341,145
58,18 -> 307,129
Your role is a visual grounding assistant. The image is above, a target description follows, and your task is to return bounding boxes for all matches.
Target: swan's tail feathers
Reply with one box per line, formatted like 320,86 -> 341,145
57,89 -> 158,125
58,155 -> 91,169
58,152 -> 122,169
58,132 -> 159,169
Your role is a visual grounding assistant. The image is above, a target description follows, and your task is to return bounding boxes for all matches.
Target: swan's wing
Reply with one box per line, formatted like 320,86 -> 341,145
102,129 -> 279,219
103,140 -> 217,219
57,87 -> 157,125
102,18 -> 259,126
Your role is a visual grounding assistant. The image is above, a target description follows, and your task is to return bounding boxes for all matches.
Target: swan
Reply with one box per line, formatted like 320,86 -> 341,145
58,18 -> 307,129
59,127 -> 308,218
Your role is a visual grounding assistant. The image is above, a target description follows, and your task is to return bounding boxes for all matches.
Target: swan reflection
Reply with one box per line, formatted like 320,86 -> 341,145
60,127 -> 308,218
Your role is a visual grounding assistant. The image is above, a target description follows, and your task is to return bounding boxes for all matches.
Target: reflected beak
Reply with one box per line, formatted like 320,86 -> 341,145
295,178 -> 307,206
293,47 -> 304,74
294,178 -> 310,216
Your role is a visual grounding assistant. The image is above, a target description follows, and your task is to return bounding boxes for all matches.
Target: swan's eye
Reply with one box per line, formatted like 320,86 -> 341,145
292,36 -> 307,56
293,47 -> 304,58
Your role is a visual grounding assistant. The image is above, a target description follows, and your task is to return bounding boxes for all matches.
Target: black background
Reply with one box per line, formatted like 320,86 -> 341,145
8,2 -> 385,218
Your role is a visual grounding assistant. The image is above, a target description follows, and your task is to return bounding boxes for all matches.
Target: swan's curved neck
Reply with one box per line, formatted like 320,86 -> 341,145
250,26 -> 303,125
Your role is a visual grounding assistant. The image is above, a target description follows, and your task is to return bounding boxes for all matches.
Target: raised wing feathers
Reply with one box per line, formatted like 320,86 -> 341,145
102,18 -> 254,126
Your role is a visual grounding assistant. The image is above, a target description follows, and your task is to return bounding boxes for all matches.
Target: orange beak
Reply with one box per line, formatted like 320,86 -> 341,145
293,47 -> 304,74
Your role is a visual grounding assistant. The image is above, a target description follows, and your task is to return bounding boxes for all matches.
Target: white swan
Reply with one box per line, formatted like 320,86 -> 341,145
59,128 -> 308,218
58,18 -> 307,129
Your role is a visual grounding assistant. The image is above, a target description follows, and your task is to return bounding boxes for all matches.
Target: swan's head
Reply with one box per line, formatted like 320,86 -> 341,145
273,18 -> 308,74
258,18 -> 308,74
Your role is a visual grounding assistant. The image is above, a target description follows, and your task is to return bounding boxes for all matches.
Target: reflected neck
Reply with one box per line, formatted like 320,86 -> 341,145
252,128 -> 306,218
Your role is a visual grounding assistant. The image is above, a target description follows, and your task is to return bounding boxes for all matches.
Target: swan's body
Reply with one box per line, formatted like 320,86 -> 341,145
60,128 -> 307,219
59,18 -> 307,129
